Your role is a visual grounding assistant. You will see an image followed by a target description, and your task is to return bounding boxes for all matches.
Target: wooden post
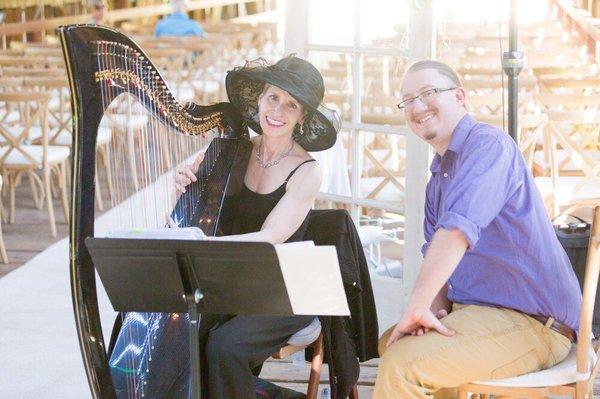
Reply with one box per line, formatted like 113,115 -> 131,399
403,0 -> 435,302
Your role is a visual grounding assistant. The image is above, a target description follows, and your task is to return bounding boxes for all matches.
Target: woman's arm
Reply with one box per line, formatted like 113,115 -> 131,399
214,162 -> 322,244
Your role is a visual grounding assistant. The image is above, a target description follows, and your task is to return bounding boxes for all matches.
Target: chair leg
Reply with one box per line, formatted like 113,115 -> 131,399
28,172 -> 42,210
8,173 -> 16,224
59,163 -> 69,222
127,128 -> 139,192
94,162 -> 104,211
306,333 -> 324,399
349,384 -> 359,399
44,168 -> 57,237
457,387 -> 469,399
0,203 -> 8,264
104,147 -> 115,205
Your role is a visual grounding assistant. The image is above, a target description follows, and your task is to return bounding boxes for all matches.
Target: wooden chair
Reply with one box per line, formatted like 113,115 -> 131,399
0,92 -> 70,237
271,327 -> 325,399
534,93 -> 600,112
271,318 -> 359,399
458,206 -> 600,399
534,110 -> 600,216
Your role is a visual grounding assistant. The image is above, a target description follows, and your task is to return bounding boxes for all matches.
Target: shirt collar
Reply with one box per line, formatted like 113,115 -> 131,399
447,114 -> 476,155
170,11 -> 188,19
429,114 -> 475,173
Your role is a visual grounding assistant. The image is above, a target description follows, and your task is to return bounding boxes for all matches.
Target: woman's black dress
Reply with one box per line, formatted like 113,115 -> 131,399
109,160 -> 316,399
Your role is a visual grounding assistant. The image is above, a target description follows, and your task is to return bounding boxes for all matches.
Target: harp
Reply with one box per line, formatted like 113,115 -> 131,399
59,25 -> 251,398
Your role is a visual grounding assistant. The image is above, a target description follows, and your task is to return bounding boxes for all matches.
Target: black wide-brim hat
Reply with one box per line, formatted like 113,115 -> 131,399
225,56 -> 340,152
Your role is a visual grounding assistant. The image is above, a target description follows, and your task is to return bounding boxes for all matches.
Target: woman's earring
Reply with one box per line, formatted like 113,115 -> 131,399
299,123 -> 305,136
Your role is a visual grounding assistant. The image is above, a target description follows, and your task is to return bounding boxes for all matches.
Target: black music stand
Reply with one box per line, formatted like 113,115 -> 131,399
85,237 -> 343,399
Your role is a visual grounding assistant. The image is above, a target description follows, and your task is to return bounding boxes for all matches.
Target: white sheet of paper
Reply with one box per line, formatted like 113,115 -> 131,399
274,244 -> 350,316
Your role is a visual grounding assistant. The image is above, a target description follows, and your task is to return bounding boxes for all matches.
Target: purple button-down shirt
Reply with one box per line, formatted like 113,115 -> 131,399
422,114 -> 581,331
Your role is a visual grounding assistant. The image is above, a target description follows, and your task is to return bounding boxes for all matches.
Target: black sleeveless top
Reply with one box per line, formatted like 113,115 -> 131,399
223,159 -> 316,242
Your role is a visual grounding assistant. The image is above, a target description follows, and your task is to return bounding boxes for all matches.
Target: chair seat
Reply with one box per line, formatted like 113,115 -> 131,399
101,114 -> 149,131
47,126 -> 111,147
473,344 -> 594,388
3,124 -> 60,143
0,145 -> 70,166
533,149 -> 600,172
286,317 -> 321,346
174,86 -> 195,102
360,176 -> 405,202
1,110 -> 21,124
535,176 -> 600,204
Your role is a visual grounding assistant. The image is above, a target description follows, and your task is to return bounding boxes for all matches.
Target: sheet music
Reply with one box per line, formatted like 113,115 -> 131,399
274,245 -> 350,316
106,227 -> 206,240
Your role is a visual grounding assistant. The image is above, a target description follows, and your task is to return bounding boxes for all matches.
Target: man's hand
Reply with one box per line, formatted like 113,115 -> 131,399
386,308 -> 454,348
409,308 -> 449,336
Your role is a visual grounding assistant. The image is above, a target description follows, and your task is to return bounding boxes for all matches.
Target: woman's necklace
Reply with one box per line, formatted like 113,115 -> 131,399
256,138 -> 295,168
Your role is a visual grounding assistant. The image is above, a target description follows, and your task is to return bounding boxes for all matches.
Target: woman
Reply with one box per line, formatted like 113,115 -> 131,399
182,55 -> 339,399
110,55 -> 340,399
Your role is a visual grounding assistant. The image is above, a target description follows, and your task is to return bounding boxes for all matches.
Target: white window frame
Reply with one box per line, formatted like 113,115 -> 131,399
284,0 -> 435,302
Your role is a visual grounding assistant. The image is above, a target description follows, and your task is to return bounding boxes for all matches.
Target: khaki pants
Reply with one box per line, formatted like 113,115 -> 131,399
374,304 -> 572,399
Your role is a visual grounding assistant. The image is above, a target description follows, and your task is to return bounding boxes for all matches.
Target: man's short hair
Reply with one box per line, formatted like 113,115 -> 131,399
404,60 -> 463,87
88,0 -> 105,10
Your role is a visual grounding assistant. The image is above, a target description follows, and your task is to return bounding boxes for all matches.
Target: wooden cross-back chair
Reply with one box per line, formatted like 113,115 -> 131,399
21,76 -> 113,211
0,67 -> 65,78
22,77 -> 72,145
0,77 -> 26,125
532,65 -> 600,81
538,77 -> 600,94
459,206 -> 600,399
0,91 -> 69,237
539,110 -> 600,216
534,93 -> 600,112
467,92 -> 533,116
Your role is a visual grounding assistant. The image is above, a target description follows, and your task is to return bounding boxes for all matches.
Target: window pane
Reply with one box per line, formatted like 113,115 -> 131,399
308,51 -> 354,123
358,131 -> 405,207
359,0 -> 409,49
360,55 -> 408,126
307,0 -> 355,46
312,130 -> 352,197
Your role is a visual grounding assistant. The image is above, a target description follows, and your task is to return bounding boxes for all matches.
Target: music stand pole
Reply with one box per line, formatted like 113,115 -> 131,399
187,289 -> 202,399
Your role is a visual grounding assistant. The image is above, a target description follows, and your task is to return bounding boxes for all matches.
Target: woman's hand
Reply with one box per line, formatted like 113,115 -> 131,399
173,152 -> 204,195
171,152 -> 204,207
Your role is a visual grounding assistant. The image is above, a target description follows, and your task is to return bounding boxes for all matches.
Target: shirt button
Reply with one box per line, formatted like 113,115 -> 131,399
443,173 -> 449,178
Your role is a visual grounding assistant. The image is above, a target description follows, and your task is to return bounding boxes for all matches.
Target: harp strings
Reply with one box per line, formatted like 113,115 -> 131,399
94,40 -> 221,398
95,40 -> 219,230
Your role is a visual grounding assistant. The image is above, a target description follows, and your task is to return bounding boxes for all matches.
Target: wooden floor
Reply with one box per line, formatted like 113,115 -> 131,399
263,357 -> 377,398
0,176 -> 69,278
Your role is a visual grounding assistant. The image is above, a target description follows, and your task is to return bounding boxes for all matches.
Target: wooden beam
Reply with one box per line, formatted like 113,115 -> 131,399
0,0 -> 258,37
550,0 -> 600,60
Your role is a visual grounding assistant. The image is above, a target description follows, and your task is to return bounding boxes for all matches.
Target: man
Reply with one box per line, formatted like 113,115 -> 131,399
374,60 -> 581,399
88,0 -> 105,25
154,0 -> 205,38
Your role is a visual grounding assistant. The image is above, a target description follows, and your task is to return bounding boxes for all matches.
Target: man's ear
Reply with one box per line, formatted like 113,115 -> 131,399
455,87 -> 467,106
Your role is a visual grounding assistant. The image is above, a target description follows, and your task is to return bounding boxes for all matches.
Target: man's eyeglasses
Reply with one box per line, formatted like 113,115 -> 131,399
397,87 -> 457,110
